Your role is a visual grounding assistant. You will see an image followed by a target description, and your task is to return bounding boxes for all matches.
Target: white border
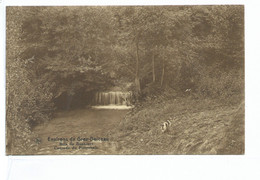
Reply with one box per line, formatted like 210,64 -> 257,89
1,0 -> 260,180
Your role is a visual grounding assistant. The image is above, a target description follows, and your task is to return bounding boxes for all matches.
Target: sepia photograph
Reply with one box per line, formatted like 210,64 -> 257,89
6,5 -> 244,155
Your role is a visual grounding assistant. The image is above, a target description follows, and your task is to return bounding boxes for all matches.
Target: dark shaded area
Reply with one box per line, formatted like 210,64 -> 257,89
54,89 -> 95,111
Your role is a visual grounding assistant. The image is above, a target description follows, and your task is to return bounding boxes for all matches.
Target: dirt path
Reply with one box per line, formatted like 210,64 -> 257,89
33,108 -> 128,155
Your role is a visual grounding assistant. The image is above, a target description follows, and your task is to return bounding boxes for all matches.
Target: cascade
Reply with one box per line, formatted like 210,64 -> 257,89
93,91 -> 132,106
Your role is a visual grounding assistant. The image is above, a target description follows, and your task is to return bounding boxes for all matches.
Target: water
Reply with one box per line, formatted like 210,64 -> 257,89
32,91 -> 133,154
34,108 -> 129,155
92,105 -> 133,110
93,91 -> 133,109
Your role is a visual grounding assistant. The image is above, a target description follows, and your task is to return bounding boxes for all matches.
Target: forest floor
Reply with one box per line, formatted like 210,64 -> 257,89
33,95 -> 244,155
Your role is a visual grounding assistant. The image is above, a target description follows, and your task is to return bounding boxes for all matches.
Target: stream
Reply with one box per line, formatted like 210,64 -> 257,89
34,108 -> 129,155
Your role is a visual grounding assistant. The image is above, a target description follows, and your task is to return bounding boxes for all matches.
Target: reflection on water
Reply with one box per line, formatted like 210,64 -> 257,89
92,105 -> 133,109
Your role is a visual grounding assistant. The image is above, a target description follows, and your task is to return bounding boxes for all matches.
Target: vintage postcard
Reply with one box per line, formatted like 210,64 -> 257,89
6,5 -> 244,155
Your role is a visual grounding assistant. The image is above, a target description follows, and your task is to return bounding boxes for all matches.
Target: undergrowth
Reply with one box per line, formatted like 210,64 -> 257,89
107,94 -> 244,154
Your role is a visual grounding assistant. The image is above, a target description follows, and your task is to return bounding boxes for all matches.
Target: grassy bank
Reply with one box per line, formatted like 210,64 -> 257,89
108,95 -> 244,155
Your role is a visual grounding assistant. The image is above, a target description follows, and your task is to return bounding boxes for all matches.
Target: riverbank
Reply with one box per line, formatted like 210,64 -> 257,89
108,95 -> 244,154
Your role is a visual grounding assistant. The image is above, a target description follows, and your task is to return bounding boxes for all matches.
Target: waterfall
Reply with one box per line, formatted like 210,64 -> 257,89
93,91 -> 132,107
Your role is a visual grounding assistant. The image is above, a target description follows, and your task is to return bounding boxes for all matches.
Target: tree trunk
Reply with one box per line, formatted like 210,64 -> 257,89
161,58 -> 165,87
135,39 -> 141,93
152,50 -> 155,82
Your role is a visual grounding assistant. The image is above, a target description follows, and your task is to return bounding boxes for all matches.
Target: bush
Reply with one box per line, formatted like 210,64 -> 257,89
197,68 -> 244,103
6,58 -> 55,154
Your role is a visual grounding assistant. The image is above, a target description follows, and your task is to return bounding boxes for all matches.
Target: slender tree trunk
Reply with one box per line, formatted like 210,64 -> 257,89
161,58 -> 165,87
152,49 -> 155,82
135,39 -> 141,93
